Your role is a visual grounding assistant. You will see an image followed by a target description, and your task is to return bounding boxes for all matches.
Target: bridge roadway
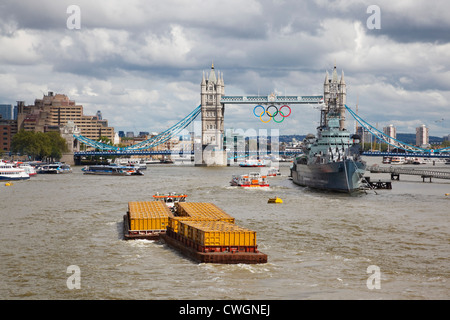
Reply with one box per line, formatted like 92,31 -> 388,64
74,150 -> 449,158
74,150 -> 303,157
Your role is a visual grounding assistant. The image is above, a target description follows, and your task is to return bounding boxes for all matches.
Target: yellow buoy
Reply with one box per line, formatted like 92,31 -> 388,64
5,182 -> 13,186
268,197 -> 283,204
445,193 -> 449,196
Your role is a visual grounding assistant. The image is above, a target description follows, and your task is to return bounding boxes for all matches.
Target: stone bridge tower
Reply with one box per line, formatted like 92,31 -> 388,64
323,63 -> 346,130
199,63 -> 226,166
59,121 -> 80,165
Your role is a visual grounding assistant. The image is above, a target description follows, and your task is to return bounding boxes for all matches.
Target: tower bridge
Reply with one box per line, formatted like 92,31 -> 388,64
68,63 -> 449,165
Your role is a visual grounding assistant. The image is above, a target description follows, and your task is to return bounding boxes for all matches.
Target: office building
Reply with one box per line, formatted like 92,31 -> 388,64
16,92 -> 115,141
0,104 -> 13,120
416,124 -> 429,148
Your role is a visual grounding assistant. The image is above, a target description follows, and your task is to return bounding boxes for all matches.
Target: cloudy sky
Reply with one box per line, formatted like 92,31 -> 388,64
1,0 -> 449,137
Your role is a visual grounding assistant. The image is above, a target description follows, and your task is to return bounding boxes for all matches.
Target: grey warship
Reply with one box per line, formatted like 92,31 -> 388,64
290,65 -> 366,192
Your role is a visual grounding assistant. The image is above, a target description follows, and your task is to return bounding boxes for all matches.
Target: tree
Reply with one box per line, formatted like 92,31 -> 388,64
11,130 -> 68,161
46,131 -> 68,162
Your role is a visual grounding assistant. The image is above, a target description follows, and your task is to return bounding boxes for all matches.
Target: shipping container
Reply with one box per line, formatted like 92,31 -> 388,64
178,220 -> 257,247
174,202 -> 235,222
128,201 -> 173,231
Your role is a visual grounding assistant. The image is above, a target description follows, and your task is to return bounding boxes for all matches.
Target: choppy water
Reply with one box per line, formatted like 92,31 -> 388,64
0,157 -> 449,300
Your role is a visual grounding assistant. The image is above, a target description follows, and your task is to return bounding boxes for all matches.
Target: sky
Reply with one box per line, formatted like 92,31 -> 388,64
0,0 -> 449,137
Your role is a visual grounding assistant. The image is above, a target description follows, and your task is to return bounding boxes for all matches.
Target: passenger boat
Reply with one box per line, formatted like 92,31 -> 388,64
82,164 -> 143,176
239,159 -> 266,167
37,163 -> 72,174
16,162 -> 37,176
411,157 -> 426,165
0,161 -> 30,181
390,156 -> 405,165
230,172 -> 269,187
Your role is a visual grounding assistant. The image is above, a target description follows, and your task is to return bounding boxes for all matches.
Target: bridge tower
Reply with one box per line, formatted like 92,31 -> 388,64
323,63 -> 346,130
199,63 -> 226,166
60,121 -> 81,165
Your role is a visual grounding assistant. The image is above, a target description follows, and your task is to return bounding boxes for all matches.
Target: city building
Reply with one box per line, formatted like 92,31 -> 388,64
16,92 -> 115,141
416,124 -> 429,148
443,134 -> 450,142
0,118 -> 17,152
0,104 -> 14,120
356,126 -> 373,146
383,124 -> 396,151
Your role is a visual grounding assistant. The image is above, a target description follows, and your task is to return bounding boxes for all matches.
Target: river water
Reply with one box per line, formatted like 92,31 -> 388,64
0,157 -> 449,300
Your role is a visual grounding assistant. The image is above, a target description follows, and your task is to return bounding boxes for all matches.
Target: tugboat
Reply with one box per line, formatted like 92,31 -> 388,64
290,64 -> 366,192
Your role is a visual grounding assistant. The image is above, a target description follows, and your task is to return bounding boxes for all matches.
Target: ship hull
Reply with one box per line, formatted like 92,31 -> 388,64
291,159 -> 366,193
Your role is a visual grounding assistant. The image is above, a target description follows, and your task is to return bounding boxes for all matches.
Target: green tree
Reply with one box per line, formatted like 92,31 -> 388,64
46,131 -> 69,161
11,130 -> 69,161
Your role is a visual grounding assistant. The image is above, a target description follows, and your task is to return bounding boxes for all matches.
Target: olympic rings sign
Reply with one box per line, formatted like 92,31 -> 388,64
253,105 -> 292,123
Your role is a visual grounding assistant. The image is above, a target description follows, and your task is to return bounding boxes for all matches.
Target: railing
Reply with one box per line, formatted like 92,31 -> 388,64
368,165 -> 450,180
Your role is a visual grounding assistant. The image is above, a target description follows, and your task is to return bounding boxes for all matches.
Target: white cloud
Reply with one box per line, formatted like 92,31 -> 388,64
0,0 -> 449,138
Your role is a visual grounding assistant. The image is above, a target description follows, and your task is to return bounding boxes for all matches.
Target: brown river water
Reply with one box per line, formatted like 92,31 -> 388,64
0,157 -> 449,300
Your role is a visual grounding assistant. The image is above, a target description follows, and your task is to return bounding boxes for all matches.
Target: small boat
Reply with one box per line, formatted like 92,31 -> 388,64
267,167 -> 280,176
268,197 -> 283,204
411,157 -> 426,165
82,164 -> 143,176
390,156 -> 405,165
0,161 -> 30,181
239,159 -> 266,167
152,192 -> 187,211
37,163 -> 72,174
230,172 -> 269,187
382,156 -> 391,164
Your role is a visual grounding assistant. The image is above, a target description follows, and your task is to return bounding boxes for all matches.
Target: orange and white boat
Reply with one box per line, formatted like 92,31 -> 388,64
152,192 -> 187,210
230,172 -> 269,187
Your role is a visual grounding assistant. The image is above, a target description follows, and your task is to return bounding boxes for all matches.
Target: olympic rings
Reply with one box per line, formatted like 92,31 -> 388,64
252,105 -> 291,123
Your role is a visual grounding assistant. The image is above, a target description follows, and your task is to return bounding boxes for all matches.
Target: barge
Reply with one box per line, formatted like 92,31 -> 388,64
123,200 -> 267,264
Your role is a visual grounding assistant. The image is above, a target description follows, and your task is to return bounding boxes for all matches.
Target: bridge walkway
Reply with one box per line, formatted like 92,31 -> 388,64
368,165 -> 450,182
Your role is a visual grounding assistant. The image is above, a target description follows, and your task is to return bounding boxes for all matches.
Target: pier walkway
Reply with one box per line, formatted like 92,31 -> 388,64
367,165 -> 450,182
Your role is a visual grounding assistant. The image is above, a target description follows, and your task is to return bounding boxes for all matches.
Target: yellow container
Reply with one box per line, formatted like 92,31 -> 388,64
175,202 -> 235,223
128,201 -> 173,231
178,220 -> 257,247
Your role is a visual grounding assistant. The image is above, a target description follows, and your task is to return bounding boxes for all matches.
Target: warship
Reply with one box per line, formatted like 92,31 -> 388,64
290,65 -> 366,192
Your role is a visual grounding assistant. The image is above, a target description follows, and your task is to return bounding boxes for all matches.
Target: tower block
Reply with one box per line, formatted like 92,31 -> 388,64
198,63 -> 226,166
